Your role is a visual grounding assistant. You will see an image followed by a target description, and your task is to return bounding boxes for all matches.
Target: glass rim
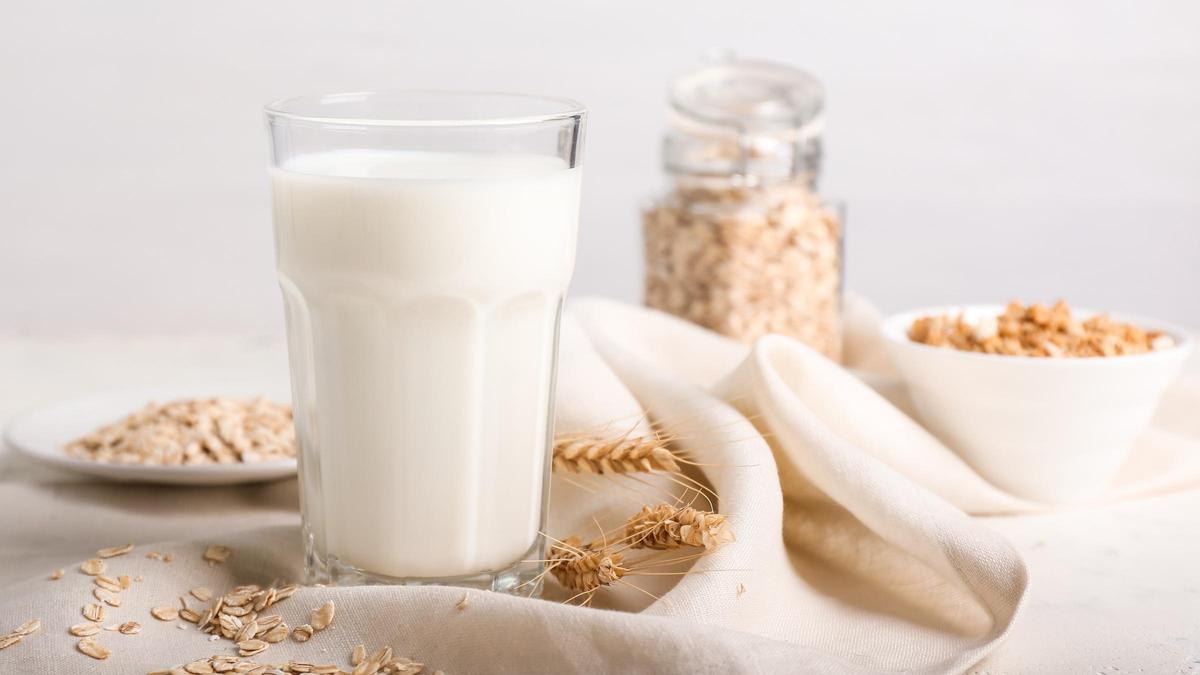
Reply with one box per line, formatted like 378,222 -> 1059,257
264,90 -> 587,128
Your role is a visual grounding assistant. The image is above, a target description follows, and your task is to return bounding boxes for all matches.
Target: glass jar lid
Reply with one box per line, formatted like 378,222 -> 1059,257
664,56 -> 825,182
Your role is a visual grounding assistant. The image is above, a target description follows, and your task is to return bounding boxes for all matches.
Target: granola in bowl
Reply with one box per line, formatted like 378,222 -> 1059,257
908,300 -> 1176,358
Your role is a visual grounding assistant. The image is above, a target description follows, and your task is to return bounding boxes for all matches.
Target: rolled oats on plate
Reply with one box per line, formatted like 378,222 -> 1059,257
65,397 -> 295,465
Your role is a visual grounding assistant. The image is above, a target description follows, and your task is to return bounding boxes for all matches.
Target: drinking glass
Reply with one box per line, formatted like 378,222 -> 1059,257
265,91 -> 586,593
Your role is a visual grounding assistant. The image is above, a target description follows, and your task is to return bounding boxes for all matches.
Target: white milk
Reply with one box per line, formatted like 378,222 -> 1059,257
272,150 -> 580,579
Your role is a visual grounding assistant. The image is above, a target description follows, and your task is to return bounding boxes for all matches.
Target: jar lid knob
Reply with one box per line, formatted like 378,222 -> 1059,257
665,55 -> 825,181
670,56 -> 824,135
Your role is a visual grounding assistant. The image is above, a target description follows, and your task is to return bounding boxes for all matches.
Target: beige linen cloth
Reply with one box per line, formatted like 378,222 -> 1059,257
3,296 -> 1198,674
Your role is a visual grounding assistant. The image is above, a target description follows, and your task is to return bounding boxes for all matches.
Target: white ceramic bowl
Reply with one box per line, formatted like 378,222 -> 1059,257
882,305 -> 1192,503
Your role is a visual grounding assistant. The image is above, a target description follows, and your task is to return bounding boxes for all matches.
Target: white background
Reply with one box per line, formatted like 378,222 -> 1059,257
2,1 -> 1198,335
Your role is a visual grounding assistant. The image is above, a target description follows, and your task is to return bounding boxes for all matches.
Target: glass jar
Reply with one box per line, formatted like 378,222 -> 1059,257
642,57 -> 843,360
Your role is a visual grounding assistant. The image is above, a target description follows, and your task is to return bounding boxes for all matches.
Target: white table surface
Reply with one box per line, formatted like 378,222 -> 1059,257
1,333 -> 1197,674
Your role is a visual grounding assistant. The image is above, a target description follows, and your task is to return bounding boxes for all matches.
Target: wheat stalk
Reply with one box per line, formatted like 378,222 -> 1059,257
552,434 -> 681,475
623,504 -> 734,551
545,503 -> 735,603
546,417 -> 737,604
546,537 -> 628,594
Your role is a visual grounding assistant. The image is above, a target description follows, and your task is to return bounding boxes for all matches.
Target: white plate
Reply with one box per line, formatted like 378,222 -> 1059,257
3,388 -> 297,485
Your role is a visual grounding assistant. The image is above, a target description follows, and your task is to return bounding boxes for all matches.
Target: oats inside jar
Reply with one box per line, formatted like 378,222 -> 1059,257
908,301 -> 1175,357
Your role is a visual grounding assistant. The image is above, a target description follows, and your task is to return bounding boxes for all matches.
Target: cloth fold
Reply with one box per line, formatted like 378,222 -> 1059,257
2,296 -> 1198,674
568,298 -> 1027,674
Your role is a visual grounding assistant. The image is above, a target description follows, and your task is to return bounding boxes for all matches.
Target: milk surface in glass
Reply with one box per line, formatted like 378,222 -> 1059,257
272,149 -> 580,580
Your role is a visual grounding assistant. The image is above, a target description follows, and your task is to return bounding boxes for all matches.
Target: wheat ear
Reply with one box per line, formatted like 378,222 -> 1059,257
623,504 -> 735,551
546,537 -> 627,593
553,435 -> 681,475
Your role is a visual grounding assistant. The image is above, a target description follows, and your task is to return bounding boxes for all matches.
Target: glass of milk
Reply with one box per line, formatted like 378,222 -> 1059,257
265,92 -> 586,593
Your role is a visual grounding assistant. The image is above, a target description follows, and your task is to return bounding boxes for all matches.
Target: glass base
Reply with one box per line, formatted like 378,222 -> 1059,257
304,536 -> 545,596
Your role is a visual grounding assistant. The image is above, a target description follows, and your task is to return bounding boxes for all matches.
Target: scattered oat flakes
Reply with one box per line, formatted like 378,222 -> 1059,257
97,543 -> 134,558
343,645 -> 424,675
95,575 -> 122,592
262,624 -> 289,643
224,603 -> 252,617
455,593 -> 469,611
190,586 -> 213,602
163,552 -> 175,564
351,644 -> 366,666
76,636 -> 111,660
119,574 -> 132,589
204,545 -> 232,565
255,614 -> 282,632
134,575 -> 144,582
153,652 -> 413,675
0,624 -> 43,654
94,587 -> 122,607
370,647 -> 393,667
234,619 -> 258,643
218,613 -> 242,636
237,638 -> 269,656
83,603 -> 105,622
0,620 -> 40,652
184,659 -> 214,673
69,622 -> 101,637
117,621 -> 141,635
80,558 -> 106,575
165,581 -> 303,662
151,605 -> 180,621
49,568 -> 65,581
147,551 -> 161,560
737,582 -> 747,597
292,624 -> 314,642
197,607 -> 215,631
392,658 -> 426,675
310,600 -> 335,631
